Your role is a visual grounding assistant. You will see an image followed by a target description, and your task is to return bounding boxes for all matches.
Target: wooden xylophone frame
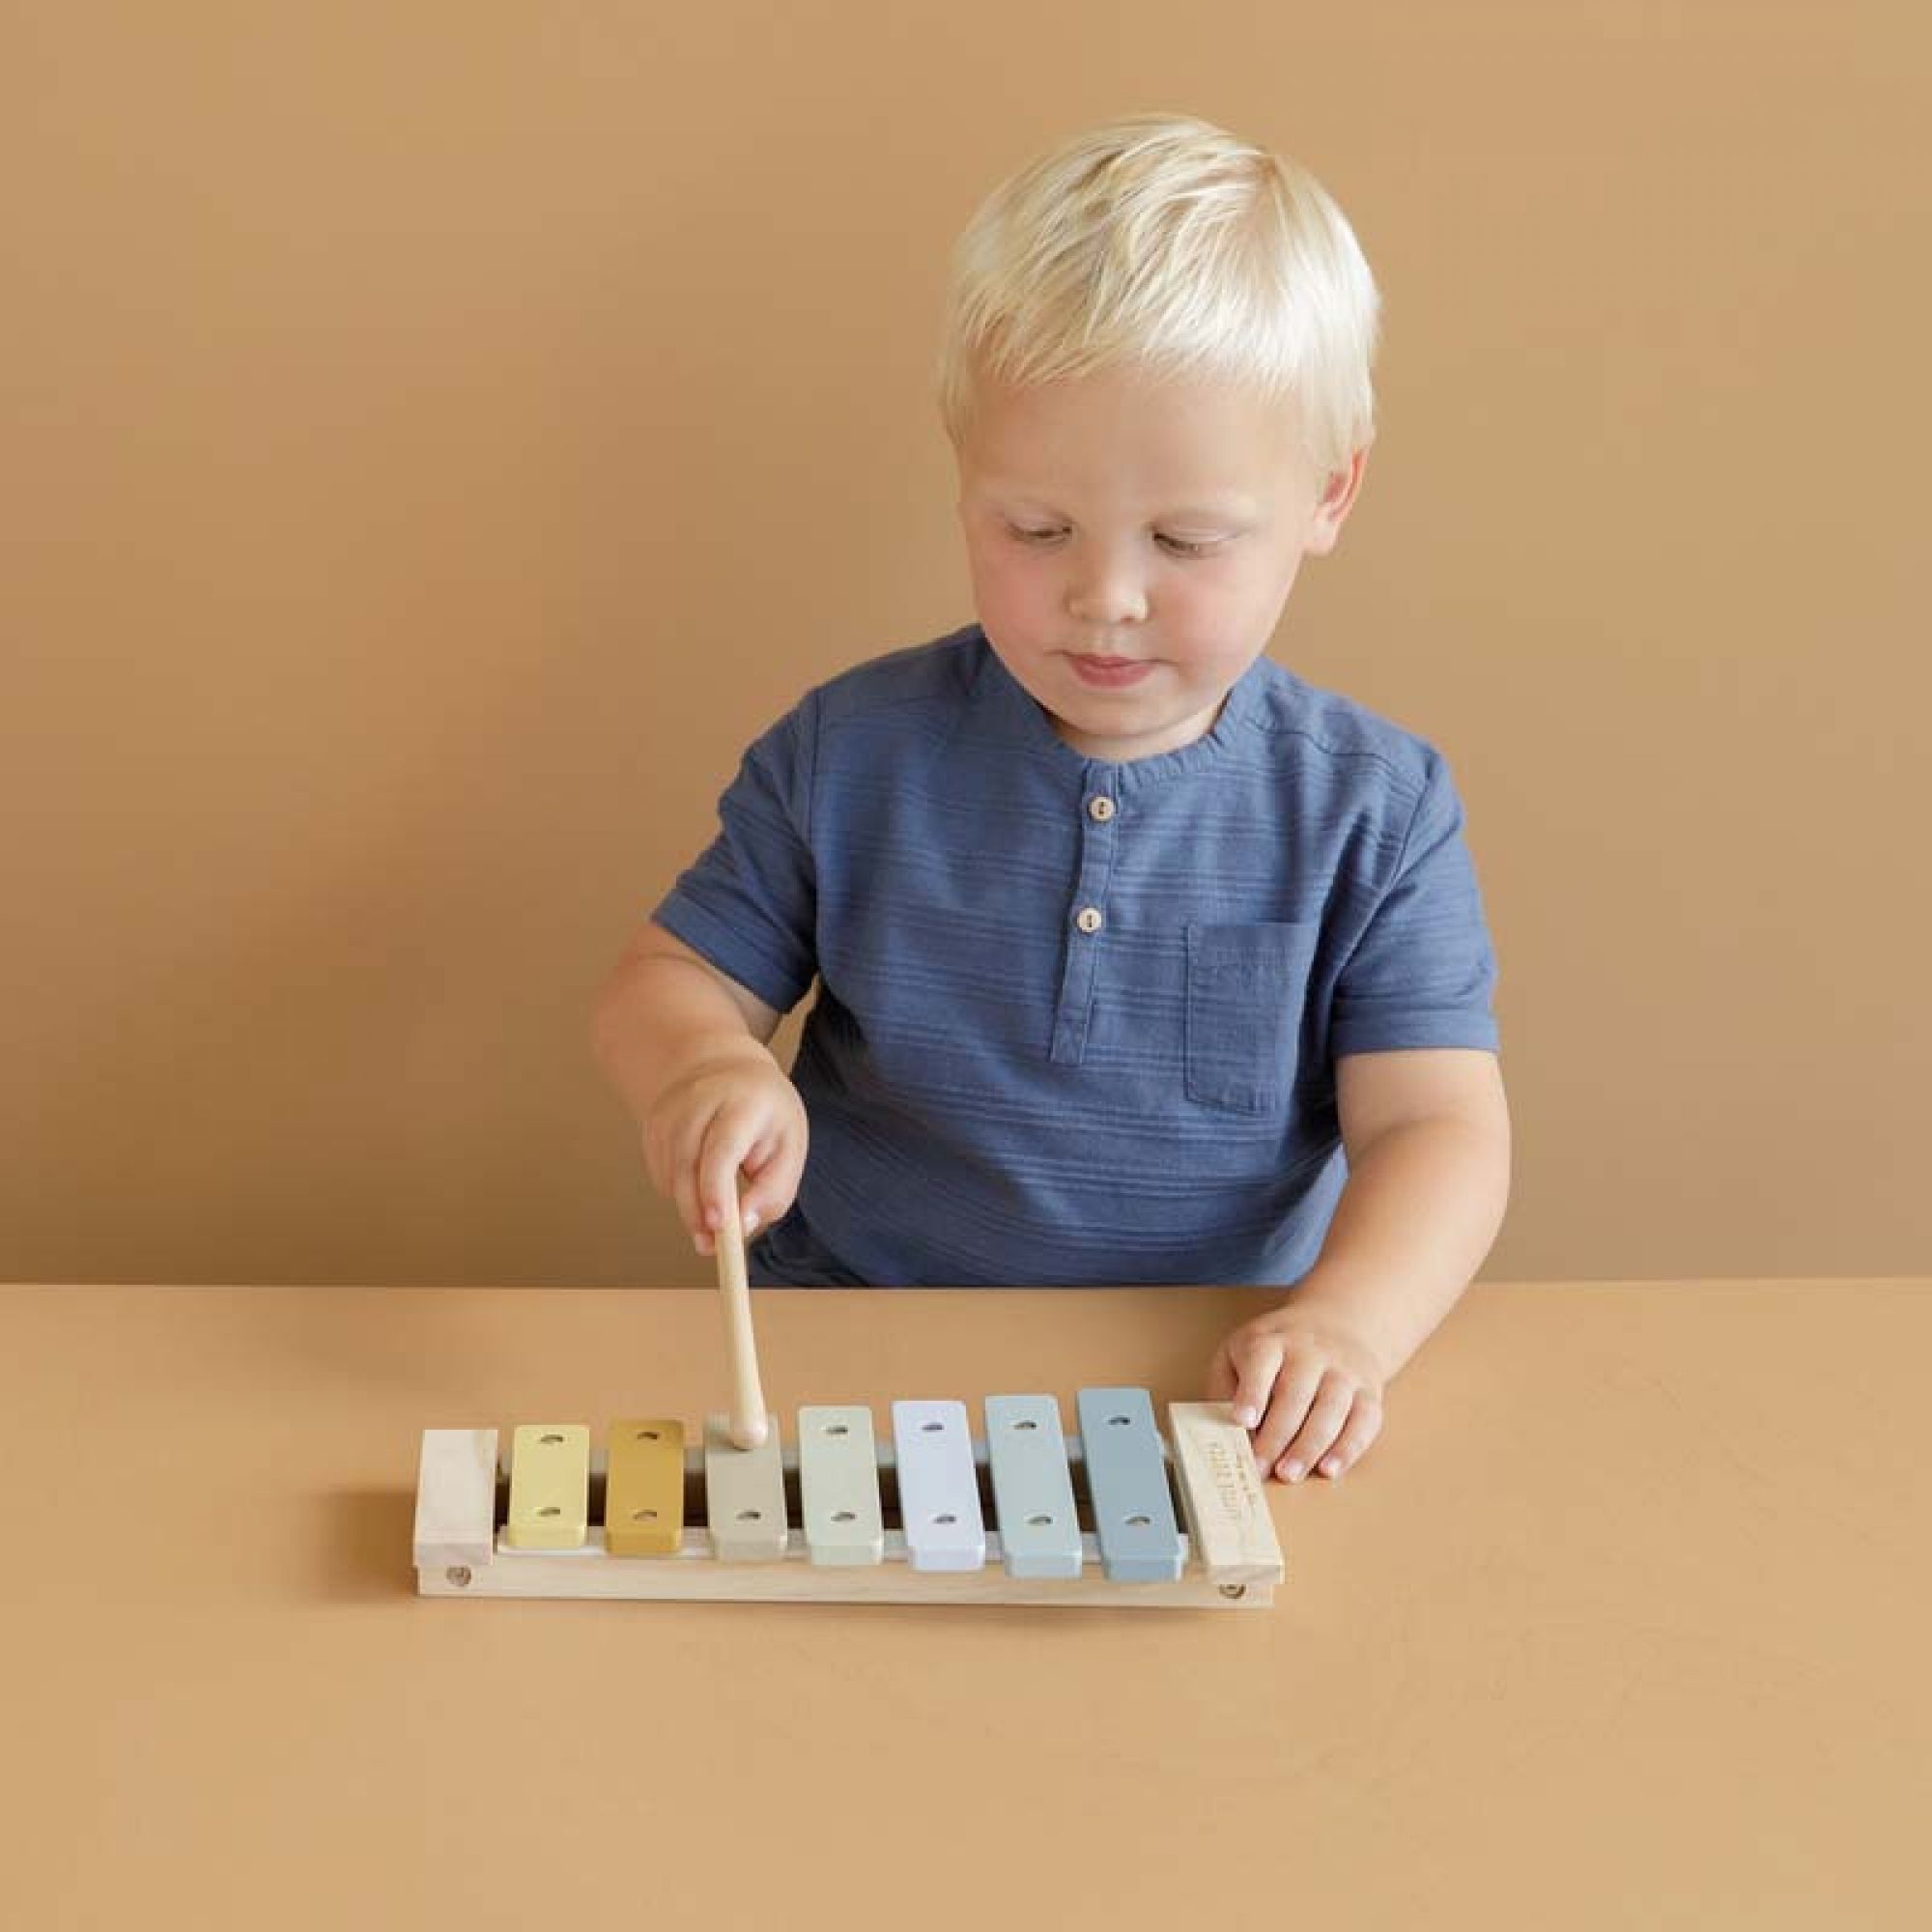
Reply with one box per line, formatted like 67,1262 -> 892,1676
413,1402 -> 1284,1609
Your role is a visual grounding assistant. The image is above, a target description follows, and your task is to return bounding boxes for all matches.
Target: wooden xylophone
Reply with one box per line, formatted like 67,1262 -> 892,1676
413,1389 -> 1284,1609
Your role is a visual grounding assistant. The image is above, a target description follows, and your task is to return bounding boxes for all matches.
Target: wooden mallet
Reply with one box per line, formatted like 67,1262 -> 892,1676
712,1176 -> 769,1450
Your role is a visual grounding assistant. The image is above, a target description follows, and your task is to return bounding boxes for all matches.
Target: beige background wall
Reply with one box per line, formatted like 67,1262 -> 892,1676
4,2 -> 1926,1288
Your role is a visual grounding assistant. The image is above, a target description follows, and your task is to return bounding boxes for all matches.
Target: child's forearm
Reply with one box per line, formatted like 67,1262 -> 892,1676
590,953 -> 774,1130
1288,1115 -> 1512,1382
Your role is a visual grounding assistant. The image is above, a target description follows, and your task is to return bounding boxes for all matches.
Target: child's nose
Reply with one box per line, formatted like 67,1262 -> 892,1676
1065,560 -> 1149,627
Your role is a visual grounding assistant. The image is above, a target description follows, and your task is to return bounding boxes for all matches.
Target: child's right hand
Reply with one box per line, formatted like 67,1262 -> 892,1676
640,1040 -> 809,1257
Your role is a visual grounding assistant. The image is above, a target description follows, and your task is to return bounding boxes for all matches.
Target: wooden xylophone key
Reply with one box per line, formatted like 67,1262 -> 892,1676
413,1427 -> 497,1573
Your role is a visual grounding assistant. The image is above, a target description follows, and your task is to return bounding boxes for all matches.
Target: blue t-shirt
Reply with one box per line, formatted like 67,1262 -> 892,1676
653,621 -> 1499,1288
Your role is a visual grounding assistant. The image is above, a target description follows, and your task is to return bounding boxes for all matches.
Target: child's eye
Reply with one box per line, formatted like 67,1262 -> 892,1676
1005,525 -> 1217,559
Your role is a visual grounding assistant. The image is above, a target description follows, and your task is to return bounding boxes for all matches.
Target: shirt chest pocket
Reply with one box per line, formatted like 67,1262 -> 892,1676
1184,921 -> 1319,1115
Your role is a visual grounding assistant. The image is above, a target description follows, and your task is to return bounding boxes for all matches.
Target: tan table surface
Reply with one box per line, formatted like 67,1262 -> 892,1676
3,1279 -> 1926,1929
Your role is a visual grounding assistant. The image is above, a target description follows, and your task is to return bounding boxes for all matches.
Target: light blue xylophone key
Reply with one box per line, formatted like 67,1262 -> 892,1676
984,1395 -> 1084,1579
891,1399 -> 986,1573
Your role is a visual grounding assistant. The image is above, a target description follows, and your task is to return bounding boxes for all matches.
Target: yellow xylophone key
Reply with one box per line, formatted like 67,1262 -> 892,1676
504,1424 -> 590,1549
605,1419 -> 686,1556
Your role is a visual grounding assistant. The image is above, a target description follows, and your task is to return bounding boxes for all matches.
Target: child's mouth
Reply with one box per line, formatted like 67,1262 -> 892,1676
1068,654 -> 1156,690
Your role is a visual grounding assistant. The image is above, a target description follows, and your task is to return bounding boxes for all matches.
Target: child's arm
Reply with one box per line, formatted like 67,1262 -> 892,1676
590,923 -> 809,1256
1207,1048 -> 1511,1483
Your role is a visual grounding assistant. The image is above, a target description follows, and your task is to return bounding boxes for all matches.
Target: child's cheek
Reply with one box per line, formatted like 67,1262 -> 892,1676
971,545 -> 1051,646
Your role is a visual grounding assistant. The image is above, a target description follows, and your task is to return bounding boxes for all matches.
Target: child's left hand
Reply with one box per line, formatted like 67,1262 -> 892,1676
1205,1301 -> 1386,1484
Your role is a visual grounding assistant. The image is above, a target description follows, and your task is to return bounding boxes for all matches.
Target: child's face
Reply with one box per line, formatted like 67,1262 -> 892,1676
953,360 -> 1366,761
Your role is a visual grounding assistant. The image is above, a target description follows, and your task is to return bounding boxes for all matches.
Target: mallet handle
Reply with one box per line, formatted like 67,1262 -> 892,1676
714,1179 -> 769,1450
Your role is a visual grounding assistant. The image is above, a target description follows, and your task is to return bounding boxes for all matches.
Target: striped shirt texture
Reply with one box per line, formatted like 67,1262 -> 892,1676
652,622 -> 1499,1287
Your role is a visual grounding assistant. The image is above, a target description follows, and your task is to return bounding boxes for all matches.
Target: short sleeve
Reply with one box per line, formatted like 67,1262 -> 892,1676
650,691 -> 820,1014
1329,750 -> 1500,1057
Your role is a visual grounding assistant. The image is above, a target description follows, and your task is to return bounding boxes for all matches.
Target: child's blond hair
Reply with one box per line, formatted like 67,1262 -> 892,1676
936,111 -> 1381,480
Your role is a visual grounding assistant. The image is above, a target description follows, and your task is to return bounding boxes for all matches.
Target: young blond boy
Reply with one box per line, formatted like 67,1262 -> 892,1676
592,112 -> 1511,1487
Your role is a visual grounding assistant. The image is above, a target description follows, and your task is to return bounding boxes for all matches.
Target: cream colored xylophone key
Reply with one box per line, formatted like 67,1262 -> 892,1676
797,1405 -> 885,1567
892,1400 -> 986,1573
504,1425 -> 590,1550
703,1412 -> 787,1560
412,1428 -> 498,1573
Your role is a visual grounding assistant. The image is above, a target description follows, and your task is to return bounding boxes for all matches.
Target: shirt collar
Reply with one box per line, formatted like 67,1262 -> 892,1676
966,623 -> 1266,787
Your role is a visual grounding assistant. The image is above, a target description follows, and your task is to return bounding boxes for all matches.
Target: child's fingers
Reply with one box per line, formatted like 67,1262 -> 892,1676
1310,1392 -> 1384,1481
695,1119 -> 760,1252
1251,1356 -> 1326,1473
644,1099 -> 723,1250
737,1119 -> 807,1236
1272,1370 -> 1359,1482
664,1132 -> 709,1253
1225,1333 -> 1285,1430
1202,1346 -> 1237,1406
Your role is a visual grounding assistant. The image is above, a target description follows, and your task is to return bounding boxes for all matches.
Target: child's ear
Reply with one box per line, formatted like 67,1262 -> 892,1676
1304,441 -> 1371,557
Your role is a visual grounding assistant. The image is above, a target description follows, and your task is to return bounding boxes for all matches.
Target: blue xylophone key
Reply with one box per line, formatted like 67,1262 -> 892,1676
1076,1387 -> 1185,1582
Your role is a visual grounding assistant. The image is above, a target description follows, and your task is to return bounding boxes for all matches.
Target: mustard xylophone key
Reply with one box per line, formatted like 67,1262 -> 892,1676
504,1424 -> 590,1550
1075,1388 -> 1185,1582
605,1419 -> 686,1556
891,1400 -> 986,1573
797,1406 -> 885,1567
983,1395 -> 1084,1579
702,1412 -> 787,1561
